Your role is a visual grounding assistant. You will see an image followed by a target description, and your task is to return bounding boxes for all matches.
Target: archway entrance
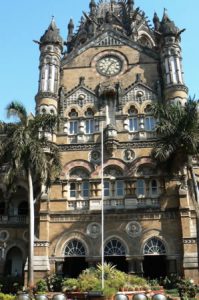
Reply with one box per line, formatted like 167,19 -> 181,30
142,237 -> 167,279
143,256 -> 167,279
104,238 -> 128,273
5,247 -> 23,276
62,239 -> 88,278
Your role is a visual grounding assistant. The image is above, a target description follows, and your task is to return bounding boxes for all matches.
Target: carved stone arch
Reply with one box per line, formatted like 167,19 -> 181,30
138,30 -> 156,48
103,235 -> 129,256
123,102 -> 140,115
5,239 -> 27,260
62,160 -> 94,179
140,100 -> 154,114
82,104 -> 97,116
127,157 -> 156,177
54,231 -> 90,257
141,235 -> 168,256
94,159 -> 126,177
64,105 -> 82,118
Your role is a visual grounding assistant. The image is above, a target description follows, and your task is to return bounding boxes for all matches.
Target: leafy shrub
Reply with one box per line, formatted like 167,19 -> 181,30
0,277 -> 23,294
177,278 -> 199,299
46,274 -> 63,292
62,278 -> 79,292
35,279 -> 48,293
0,293 -> 15,300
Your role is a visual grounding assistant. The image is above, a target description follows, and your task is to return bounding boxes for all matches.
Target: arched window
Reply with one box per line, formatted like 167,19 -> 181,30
69,109 -> 78,134
65,239 -> 86,256
144,237 -> 166,255
85,108 -> 94,134
128,106 -> 138,132
104,239 -> 126,256
69,168 -> 90,199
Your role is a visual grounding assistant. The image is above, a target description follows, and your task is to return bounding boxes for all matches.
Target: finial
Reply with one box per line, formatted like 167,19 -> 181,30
162,8 -> 169,21
89,0 -> 96,15
68,18 -> 74,39
127,0 -> 134,12
153,12 -> 160,31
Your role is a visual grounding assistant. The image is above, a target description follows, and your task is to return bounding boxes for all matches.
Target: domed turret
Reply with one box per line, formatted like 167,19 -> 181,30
40,18 -> 63,47
159,9 -> 179,37
35,18 -> 63,141
158,9 -> 188,103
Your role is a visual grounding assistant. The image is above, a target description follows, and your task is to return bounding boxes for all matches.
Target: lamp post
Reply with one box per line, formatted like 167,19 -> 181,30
101,120 -> 104,290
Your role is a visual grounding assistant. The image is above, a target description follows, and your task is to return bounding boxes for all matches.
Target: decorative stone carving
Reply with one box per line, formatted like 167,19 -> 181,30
104,167 -> 123,177
89,150 -> 101,164
126,221 -> 142,237
70,168 -> 89,179
87,222 -> 101,238
124,149 -> 135,162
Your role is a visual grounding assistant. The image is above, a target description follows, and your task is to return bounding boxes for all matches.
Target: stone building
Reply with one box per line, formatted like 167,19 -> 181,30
0,0 -> 198,283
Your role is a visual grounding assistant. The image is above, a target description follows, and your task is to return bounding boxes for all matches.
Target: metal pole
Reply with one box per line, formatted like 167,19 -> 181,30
101,120 -> 104,290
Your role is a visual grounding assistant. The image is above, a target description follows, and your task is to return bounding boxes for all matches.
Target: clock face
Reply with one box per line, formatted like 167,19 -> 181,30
97,56 -> 122,76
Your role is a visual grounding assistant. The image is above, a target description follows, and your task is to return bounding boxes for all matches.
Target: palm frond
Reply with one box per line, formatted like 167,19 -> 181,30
6,101 -> 27,125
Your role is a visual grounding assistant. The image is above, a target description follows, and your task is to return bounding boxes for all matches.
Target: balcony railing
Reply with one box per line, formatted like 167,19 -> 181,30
0,215 -> 28,224
67,198 -> 160,211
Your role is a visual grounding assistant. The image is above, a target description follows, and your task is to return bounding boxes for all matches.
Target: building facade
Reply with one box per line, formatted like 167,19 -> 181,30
0,0 -> 199,283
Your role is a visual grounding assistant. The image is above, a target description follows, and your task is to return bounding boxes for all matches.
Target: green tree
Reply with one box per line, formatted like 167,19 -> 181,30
0,101 -> 61,289
152,99 -> 199,202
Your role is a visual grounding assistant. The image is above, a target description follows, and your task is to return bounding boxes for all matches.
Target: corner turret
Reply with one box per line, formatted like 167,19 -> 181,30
35,18 -> 63,141
155,10 -> 188,103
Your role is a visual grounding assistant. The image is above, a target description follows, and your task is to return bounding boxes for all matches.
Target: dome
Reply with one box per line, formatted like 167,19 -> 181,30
159,10 -> 179,36
40,19 -> 63,46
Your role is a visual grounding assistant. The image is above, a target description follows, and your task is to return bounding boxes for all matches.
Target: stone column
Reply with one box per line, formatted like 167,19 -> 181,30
166,256 -> 177,275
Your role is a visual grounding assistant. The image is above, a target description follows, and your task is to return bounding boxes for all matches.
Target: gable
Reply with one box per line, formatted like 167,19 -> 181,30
63,87 -> 97,109
122,83 -> 158,104
62,30 -> 158,67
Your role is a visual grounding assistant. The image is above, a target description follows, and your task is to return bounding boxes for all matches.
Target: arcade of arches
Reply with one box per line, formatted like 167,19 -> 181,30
56,237 -> 175,279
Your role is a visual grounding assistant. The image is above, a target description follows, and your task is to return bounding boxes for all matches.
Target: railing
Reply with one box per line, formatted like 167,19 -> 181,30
67,198 -> 160,211
0,215 -> 28,224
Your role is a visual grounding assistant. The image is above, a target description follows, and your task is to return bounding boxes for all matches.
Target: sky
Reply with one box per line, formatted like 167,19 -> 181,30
0,0 -> 198,121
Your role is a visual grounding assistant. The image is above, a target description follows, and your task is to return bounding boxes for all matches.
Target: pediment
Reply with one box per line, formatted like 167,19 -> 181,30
63,86 -> 97,108
122,82 -> 158,103
62,30 -> 158,66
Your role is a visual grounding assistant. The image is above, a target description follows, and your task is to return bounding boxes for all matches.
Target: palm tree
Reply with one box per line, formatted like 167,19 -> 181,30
0,101 -> 61,289
152,99 -> 199,202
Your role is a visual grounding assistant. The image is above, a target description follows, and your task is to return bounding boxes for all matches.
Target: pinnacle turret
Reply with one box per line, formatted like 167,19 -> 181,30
40,18 -> 63,47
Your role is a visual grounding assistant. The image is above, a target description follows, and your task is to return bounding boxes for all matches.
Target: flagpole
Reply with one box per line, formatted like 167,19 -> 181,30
101,119 -> 104,290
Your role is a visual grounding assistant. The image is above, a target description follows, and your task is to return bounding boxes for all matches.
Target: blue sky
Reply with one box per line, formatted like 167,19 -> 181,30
0,0 -> 198,120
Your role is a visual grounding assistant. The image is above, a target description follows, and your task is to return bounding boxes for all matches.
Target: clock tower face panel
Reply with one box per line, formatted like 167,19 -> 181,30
96,55 -> 122,77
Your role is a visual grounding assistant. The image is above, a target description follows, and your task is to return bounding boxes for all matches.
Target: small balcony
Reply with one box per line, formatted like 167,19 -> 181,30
0,215 -> 28,224
66,197 -> 160,211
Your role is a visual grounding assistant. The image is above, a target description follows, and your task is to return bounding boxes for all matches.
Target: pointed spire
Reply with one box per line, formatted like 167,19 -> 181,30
89,0 -> 96,15
68,18 -> 74,35
159,8 -> 179,37
162,8 -> 170,22
67,18 -> 74,43
40,17 -> 63,47
127,0 -> 134,12
153,12 -> 160,31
